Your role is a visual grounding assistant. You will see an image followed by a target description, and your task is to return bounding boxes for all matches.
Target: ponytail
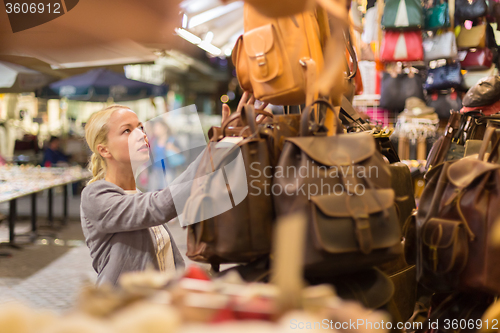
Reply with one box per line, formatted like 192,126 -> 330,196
84,104 -> 132,185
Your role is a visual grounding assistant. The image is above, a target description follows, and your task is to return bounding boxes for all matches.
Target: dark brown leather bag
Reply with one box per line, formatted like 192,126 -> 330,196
417,126 -> 500,294
273,100 -> 402,277
185,106 -> 274,269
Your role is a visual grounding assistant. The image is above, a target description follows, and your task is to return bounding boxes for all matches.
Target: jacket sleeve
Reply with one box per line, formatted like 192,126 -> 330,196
81,147 -> 205,234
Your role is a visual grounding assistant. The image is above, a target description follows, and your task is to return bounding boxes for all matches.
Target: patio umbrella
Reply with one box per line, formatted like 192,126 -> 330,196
37,68 -> 168,102
0,61 -> 53,93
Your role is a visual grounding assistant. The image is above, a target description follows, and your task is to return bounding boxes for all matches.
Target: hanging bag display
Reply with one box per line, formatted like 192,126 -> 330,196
380,72 -> 425,112
422,31 -> 458,61
455,0 -> 488,23
417,126 -> 500,294
381,31 -> 424,62
424,1 -> 450,30
381,0 -> 424,29
463,65 -> 498,88
460,47 -> 494,70
424,63 -> 464,91
426,91 -> 463,119
457,23 -> 488,49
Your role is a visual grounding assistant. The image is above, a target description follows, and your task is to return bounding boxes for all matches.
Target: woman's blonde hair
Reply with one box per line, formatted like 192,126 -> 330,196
84,104 -> 133,184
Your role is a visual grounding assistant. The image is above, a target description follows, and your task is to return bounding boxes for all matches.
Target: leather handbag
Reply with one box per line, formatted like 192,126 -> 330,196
426,91 -> 463,119
381,31 -> 424,63
388,162 -> 416,230
455,0 -> 489,23
463,65 -> 498,89
232,3 -> 326,106
380,72 -> 425,112
239,0 -> 314,18
423,31 -> 458,62
424,1 -> 450,30
424,63 -> 463,91
184,105 -> 275,269
382,0 -> 424,30
457,23 -> 487,49
460,47 -> 494,70
425,111 -> 462,171
417,126 -> 500,294
463,75 -> 500,107
273,100 -> 402,277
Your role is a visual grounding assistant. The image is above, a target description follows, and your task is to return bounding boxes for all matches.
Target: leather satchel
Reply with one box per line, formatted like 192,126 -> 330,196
184,106 -> 274,268
380,72 -> 425,112
426,91 -> 463,119
460,47 -> 494,70
455,0 -> 488,23
417,126 -> 500,294
424,1 -> 450,30
381,31 -> 424,63
457,23 -> 487,49
382,0 -> 424,30
463,65 -> 499,89
273,100 -> 402,277
232,3 -> 325,105
423,31 -> 457,62
424,63 -> 463,91
462,75 -> 500,107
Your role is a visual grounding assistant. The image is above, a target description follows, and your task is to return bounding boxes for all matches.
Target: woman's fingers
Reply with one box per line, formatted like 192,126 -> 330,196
258,102 -> 269,111
221,104 -> 231,125
237,91 -> 251,113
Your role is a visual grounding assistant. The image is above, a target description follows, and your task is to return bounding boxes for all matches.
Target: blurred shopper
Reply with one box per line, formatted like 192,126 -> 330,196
81,103 -> 231,286
42,136 -> 69,167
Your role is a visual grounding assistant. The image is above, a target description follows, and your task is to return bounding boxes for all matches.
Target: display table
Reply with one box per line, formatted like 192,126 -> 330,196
0,166 -> 91,246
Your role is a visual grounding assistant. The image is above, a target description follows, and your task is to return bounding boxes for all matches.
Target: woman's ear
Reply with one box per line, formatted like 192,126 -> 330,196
97,143 -> 111,159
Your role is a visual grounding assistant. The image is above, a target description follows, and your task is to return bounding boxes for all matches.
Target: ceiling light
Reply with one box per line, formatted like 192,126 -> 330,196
175,28 -> 202,45
187,2 -> 243,29
182,14 -> 188,29
204,31 -> 214,44
198,42 -> 222,56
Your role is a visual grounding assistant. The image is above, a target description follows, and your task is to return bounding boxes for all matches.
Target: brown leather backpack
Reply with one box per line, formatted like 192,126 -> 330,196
417,126 -> 500,295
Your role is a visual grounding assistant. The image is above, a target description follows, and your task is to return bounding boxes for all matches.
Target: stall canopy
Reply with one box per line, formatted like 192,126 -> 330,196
0,61 -> 53,93
37,68 -> 168,102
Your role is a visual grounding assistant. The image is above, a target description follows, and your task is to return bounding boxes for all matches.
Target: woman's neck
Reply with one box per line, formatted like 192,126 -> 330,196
105,165 -> 136,191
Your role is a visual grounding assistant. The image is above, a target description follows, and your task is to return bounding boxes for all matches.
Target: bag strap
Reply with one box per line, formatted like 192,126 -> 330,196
221,109 -> 274,137
300,99 -> 343,136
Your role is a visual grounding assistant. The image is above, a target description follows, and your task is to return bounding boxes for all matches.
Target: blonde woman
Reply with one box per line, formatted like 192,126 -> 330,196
80,103 -> 232,286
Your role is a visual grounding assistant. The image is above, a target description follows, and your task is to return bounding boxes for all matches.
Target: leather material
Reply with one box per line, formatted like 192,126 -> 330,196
457,23 -> 487,49
382,0 -> 424,29
426,91 -> 463,119
462,75 -> 500,107
417,129 -> 500,294
389,162 -> 416,230
273,100 -> 401,276
233,3 -> 325,105
186,106 -> 274,266
423,31 -> 457,62
242,0 -> 313,18
460,48 -> 494,70
455,0 -> 488,23
424,63 -> 463,91
463,65 -> 498,89
387,264 -> 417,322
380,73 -> 425,112
424,2 -> 450,30
381,31 -> 424,63
425,111 -> 462,171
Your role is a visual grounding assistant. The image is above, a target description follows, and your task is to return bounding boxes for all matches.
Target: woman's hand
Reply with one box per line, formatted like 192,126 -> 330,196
221,92 -> 270,127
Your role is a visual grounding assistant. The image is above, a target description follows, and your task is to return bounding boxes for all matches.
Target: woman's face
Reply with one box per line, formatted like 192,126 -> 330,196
102,109 -> 150,165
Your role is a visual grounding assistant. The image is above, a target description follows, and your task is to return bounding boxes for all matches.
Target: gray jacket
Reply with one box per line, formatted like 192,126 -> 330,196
80,153 -> 203,286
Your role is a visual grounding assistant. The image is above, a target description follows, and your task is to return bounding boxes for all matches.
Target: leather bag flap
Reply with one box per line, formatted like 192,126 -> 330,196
243,24 -> 276,57
311,190 -> 400,254
423,218 -> 464,249
447,157 -> 500,188
311,189 -> 395,217
286,132 -> 376,166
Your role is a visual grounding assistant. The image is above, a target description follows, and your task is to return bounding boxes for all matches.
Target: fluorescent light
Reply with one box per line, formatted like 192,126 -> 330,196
224,48 -> 232,56
188,2 -> 243,29
175,28 -> 202,45
182,14 -> 188,29
204,31 -> 214,44
198,42 -> 222,56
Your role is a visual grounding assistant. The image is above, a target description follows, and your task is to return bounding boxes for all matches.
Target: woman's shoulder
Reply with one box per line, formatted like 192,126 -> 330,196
82,180 -> 125,200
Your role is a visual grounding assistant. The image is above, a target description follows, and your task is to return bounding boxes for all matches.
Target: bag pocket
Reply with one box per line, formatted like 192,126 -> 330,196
242,24 -> 284,84
421,217 -> 469,275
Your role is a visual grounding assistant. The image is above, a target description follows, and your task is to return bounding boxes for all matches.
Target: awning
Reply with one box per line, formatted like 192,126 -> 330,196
0,61 -> 53,93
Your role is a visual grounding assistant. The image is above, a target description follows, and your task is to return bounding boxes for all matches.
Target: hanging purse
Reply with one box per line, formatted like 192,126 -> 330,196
463,65 -> 498,89
381,0 -> 424,29
462,75 -> 500,107
424,1 -> 450,30
423,31 -> 458,61
457,23 -> 488,49
455,0 -> 488,23
424,63 -> 464,91
426,91 -> 463,119
381,31 -> 424,63
380,72 -> 425,112
459,47 -> 494,70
